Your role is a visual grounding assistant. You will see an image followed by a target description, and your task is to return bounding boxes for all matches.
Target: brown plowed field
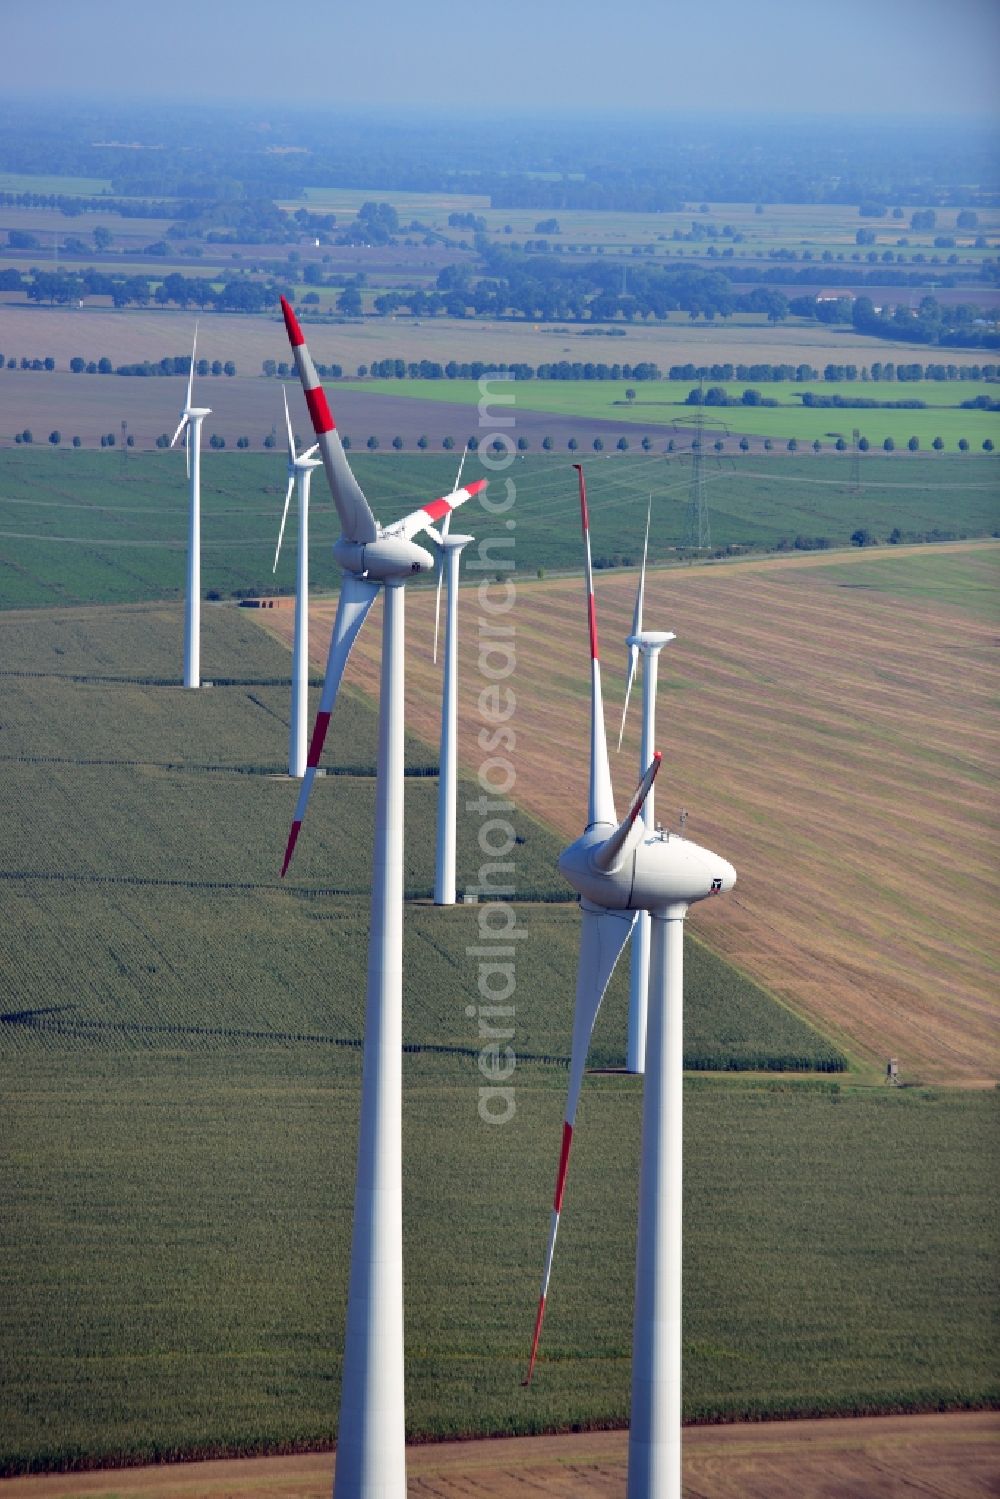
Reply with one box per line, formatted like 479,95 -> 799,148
2,1414 -> 996,1497
266,541 -> 1000,1084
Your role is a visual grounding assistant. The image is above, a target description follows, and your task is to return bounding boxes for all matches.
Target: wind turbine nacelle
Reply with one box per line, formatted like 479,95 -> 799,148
627,630 -> 676,651
333,536 -> 435,581
559,831 -> 736,912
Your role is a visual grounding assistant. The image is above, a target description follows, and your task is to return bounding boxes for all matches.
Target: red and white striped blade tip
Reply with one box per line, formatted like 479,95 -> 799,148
525,1118 -> 574,1384
280,820 -> 302,878
307,711 -> 332,768
424,477 -> 487,522
441,476 -> 487,507
523,1295 -> 547,1385
280,295 -> 304,347
573,464 -> 589,526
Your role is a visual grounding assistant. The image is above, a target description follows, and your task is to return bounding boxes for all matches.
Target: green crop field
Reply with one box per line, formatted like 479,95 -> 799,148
1,1055 -> 994,1472
0,171 -> 114,195
793,547 -> 999,620
347,376 -> 1000,449
1,449 -> 997,612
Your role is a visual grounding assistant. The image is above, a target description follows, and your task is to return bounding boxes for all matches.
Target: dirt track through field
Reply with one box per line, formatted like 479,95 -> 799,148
2,1413 -> 996,1497
266,541 -> 1000,1084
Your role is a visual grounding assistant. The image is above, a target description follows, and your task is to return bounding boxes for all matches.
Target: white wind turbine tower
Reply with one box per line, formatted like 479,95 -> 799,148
277,297 -> 486,1499
169,323 -> 211,689
618,498 -> 675,1073
432,448 -> 474,906
524,464 -> 735,1499
272,387 -> 320,778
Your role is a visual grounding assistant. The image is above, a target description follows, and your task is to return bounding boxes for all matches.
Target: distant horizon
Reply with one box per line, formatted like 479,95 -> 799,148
4,100 -> 999,128
4,0 -> 998,120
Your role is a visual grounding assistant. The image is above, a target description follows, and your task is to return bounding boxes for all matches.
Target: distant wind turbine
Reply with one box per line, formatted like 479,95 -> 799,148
169,324 -> 211,689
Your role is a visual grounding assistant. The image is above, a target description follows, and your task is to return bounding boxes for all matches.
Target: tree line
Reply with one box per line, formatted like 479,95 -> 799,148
665,360 -> 1000,382
264,356 -> 667,382
2,344 -> 994,387
845,294 -> 1000,350
8,429 -> 994,459
5,253 -> 997,351
0,190 -> 174,219
0,352 -> 237,377
1,266 -> 282,312
422,256 -> 999,347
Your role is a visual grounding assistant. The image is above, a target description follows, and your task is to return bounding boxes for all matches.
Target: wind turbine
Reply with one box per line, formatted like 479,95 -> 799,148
170,323 -> 211,689
276,296 -> 486,1499
618,498 -> 675,1073
272,387 -> 320,778
432,448 -> 473,906
524,464 -> 735,1499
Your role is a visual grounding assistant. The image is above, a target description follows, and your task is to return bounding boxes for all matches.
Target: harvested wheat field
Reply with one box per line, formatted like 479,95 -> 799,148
2,1414 -> 996,1498
266,540 -> 1000,1085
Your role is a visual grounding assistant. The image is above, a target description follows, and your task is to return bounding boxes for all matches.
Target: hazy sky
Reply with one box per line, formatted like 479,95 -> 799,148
8,0 -> 1000,117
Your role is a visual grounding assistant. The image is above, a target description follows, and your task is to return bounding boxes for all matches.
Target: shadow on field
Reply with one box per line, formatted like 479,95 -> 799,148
0,1007 -> 572,1064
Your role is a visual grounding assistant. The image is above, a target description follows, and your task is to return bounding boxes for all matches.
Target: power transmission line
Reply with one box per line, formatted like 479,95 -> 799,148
684,378 -> 711,550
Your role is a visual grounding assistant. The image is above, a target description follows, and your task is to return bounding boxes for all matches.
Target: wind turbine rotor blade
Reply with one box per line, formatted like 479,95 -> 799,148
280,574 -> 380,876
431,497 -> 457,663
453,447 -> 467,495
185,422 -> 191,481
282,384 -> 296,461
617,498 -> 651,752
573,464 -> 616,831
185,322 -> 198,411
169,414 -> 187,450
273,474 -> 295,573
524,903 -> 635,1385
591,752 -> 662,876
280,296 -> 379,545
396,478 -> 488,542
617,644 -> 639,752
635,496 -> 651,637
432,549 -> 445,665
